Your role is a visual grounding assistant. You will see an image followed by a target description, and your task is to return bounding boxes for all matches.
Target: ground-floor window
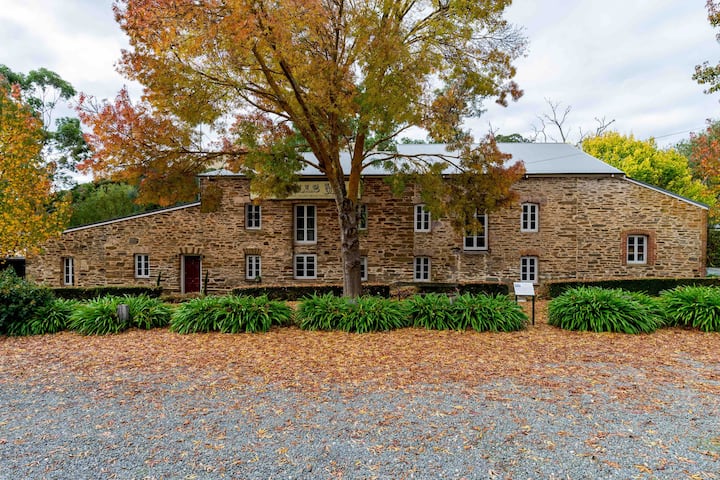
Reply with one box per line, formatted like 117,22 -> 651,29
246,255 -> 261,280
520,256 -> 538,283
360,256 -> 368,281
414,256 -> 431,282
63,257 -> 74,285
294,254 -> 317,279
135,254 -> 150,278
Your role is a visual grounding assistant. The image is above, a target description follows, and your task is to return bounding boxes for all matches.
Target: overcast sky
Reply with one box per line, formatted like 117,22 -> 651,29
1,0 -> 719,148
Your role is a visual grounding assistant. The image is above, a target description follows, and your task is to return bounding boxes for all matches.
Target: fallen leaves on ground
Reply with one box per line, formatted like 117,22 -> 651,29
0,301 -> 717,399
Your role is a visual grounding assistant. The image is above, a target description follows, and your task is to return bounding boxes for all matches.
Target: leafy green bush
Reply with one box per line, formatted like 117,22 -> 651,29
170,296 -> 223,333
296,294 -> 349,331
53,286 -> 163,301
170,295 -> 292,334
661,286 -> 720,332
405,293 -> 528,332
6,298 -> 79,336
297,294 -> 408,333
0,270 -> 55,334
68,296 -> 130,335
122,294 -> 172,329
548,287 -> 663,333
405,294 -> 456,330
453,293 -> 528,332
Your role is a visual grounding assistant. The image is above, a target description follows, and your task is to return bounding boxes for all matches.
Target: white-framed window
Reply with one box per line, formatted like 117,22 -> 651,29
521,203 -> 539,232
358,204 -> 368,230
135,254 -> 150,278
295,205 -> 316,243
294,254 -> 317,279
414,256 -> 431,281
246,204 -> 261,229
464,212 -> 488,251
246,255 -> 261,280
360,256 -> 368,281
414,204 -> 431,232
627,235 -> 647,264
520,256 -> 538,283
63,257 -> 74,286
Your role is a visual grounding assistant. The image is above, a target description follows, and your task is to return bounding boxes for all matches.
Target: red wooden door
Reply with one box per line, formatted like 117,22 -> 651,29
183,255 -> 201,293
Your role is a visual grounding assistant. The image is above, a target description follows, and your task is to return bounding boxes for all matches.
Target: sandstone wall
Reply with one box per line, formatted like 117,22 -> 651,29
26,175 -> 707,293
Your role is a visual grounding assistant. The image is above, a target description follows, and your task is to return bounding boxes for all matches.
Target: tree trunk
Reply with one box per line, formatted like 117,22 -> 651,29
337,196 -> 362,298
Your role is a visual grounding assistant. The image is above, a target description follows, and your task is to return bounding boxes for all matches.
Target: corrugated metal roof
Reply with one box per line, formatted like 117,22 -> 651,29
200,143 -> 624,177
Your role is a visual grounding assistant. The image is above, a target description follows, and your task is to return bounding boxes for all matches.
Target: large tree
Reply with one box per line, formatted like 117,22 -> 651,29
582,132 -> 715,208
0,78 -> 69,257
0,65 -> 90,187
695,1 -> 720,94
80,0 -> 527,296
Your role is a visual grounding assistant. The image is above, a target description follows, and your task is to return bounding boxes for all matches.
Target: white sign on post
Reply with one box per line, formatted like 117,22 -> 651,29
513,282 -> 535,297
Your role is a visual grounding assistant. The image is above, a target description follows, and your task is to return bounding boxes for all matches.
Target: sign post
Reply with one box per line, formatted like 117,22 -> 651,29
513,282 -> 536,325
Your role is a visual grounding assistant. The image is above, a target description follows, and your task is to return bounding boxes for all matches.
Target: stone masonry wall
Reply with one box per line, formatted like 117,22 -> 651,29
26,174 -> 707,293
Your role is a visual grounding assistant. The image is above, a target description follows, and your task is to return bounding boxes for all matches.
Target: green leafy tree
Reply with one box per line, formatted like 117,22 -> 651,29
582,132 -> 715,207
68,181 -> 155,227
0,65 -> 89,186
79,0 -> 527,297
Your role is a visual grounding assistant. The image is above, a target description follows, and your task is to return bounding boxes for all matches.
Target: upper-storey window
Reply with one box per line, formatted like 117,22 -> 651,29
246,204 -> 261,229
295,205 -> 316,243
464,212 -> 488,251
414,204 -> 431,232
358,204 -> 368,230
521,203 -> 539,232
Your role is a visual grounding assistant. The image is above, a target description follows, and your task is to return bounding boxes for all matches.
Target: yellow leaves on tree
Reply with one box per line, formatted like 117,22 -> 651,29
0,82 -> 69,257
82,0 -> 527,296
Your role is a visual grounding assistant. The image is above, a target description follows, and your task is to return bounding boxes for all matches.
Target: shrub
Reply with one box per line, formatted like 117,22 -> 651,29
661,286 -> 720,332
405,294 -> 457,330
341,296 -> 408,333
170,295 -> 292,334
6,298 -> 79,336
122,294 -> 172,329
68,296 -> 130,335
0,270 -> 55,334
296,294 -> 407,333
296,294 -> 349,331
453,293 -> 528,332
406,293 -> 528,332
548,287 -> 663,333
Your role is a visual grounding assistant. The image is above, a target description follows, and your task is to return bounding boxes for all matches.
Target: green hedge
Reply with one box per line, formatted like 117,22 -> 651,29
546,278 -> 720,298
53,286 -> 163,300
415,282 -> 509,296
231,284 -> 390,300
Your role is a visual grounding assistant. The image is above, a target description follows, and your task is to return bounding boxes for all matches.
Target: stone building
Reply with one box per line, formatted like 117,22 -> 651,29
26,143 -> 708,293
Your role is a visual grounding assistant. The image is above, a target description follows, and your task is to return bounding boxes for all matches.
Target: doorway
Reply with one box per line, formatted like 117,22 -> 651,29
182,255 -> 202,293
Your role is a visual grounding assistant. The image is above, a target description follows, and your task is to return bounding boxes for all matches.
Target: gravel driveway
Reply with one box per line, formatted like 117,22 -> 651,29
1,321 -> 718,479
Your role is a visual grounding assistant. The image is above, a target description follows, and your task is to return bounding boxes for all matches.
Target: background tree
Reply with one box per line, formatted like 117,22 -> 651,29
694,1 -> 720,94
0,65 -> 90,187
531,99 -> 615,144
67,181 -> 155,227
80,0 -> 527,296
582,132 -> 715,207
0,77 -> 69,257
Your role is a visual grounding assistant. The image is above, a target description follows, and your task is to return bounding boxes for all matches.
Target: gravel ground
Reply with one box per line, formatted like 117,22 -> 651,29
1,364 -> 718,480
